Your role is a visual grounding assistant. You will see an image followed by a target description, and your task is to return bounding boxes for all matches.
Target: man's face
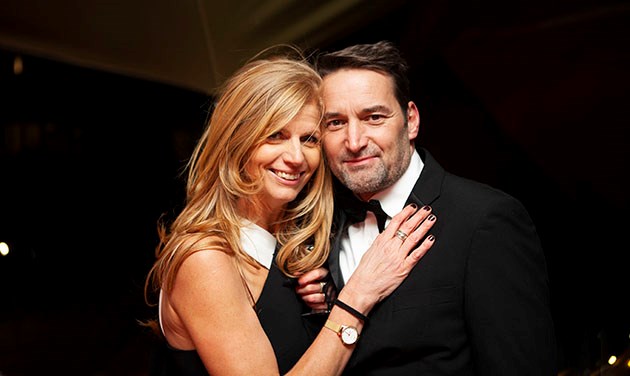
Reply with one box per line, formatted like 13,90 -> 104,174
321,68 -> 419,200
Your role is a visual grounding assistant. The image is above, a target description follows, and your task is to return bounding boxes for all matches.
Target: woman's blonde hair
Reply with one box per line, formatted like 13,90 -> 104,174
145,46 -> 333,304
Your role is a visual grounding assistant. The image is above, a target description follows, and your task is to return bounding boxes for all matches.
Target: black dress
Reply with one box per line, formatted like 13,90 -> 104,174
150,259 -> 319,375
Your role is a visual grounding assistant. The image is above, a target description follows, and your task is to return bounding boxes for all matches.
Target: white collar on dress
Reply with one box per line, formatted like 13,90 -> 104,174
239,220 -> 277,269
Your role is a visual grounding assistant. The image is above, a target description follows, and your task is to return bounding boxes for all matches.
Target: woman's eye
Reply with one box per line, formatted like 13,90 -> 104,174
302,134 -> 320,145
267,132 -> 283,141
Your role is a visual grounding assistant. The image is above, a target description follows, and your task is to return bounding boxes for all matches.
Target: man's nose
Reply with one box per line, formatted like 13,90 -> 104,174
345,120 -> 367,152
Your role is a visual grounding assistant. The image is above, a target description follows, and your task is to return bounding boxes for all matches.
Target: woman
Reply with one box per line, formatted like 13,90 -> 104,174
144,47 -> 436,375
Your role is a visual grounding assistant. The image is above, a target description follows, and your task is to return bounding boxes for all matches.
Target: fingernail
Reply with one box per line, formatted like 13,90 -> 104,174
428,234 -> 435,241
409,203 -> 418,209
428,214 -> 436,221
422,205 -> 431,211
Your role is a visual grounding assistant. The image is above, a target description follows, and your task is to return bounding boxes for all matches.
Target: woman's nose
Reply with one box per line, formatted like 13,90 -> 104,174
283,139 -> 306,165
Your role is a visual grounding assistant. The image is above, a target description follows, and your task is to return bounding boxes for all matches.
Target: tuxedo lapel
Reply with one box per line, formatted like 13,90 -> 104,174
328,215 -> 346,290
406,148 -> 444,208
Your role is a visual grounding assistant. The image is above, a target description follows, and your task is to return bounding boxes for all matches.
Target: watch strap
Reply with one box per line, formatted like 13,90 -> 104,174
324,319 -> 342,334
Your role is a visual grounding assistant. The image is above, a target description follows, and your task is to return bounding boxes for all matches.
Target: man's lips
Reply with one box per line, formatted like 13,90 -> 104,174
344,155 -> 376,166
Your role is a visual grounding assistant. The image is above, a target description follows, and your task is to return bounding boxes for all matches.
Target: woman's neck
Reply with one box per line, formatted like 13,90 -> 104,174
237,199 -> 284,232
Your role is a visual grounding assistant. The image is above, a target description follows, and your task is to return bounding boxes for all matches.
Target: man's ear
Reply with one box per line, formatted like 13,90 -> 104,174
406,101 -> 420,141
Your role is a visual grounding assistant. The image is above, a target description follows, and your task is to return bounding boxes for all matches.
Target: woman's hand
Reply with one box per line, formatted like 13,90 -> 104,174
341,204 -> 436,311
295,267 -> 332,312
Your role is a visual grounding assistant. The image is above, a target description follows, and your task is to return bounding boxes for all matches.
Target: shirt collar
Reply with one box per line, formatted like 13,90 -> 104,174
372,149 -> 424,218
239,220 -> 276,269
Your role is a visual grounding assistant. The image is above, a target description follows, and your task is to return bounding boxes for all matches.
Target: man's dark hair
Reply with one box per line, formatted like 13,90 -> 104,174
314,40 -> 411,111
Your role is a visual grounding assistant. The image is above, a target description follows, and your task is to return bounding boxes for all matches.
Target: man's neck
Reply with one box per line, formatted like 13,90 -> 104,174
362,150 -> 424,218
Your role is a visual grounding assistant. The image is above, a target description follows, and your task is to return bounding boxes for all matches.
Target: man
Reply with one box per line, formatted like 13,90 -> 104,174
314,41 -> 557,375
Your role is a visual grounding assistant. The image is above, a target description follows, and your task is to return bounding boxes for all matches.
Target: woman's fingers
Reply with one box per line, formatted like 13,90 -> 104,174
386,204 -> 433,241
349,204 -> 437,300
392,205 -> 436,273
392,205 -> 436,268
296,267 -> 328,287
295,267 -> 331,310
403,233 -> 436,271
398,212 -> 436,250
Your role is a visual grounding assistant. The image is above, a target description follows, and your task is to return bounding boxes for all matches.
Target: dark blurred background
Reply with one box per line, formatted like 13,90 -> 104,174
1,1 -> 628,375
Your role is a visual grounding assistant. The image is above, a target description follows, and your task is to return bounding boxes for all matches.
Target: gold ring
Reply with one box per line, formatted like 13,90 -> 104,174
320,281 -> 327,293
395,230 -> 408,241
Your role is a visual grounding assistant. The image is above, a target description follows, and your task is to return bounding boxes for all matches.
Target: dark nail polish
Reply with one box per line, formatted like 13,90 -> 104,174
410,203 -> 418,209
422,205 -> 431,211
428,234 -> 435,241
428,214 -> 436,221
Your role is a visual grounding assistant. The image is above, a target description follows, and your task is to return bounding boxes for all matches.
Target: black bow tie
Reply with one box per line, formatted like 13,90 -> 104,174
342,198 -> 388,232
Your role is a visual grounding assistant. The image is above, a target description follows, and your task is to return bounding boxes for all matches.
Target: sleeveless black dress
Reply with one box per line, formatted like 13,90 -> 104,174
150,259 -> 320,375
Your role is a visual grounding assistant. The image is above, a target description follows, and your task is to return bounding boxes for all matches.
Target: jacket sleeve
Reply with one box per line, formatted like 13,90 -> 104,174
465,194 -> 557,376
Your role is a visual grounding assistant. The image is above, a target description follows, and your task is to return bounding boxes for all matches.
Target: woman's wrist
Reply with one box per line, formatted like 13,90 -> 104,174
334,299 -> 369,322
336,287 -> 374,317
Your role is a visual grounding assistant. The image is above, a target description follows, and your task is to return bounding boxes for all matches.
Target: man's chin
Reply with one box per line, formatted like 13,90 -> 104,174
341,179 -> 377,195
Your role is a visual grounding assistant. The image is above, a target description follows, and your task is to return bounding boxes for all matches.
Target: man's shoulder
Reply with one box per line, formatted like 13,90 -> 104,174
438,171 -> 529,219
419,148 -> 518,203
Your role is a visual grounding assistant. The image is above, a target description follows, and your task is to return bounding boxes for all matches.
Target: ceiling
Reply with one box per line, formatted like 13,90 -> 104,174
0,0 -> 406,95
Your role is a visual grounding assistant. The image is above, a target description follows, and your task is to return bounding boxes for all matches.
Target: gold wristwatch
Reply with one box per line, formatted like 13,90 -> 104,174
324,319 -> 359,345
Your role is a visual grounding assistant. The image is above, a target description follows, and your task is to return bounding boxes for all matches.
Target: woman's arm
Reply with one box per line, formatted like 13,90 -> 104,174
166,203 -> 435,375
294,203 -> 436,375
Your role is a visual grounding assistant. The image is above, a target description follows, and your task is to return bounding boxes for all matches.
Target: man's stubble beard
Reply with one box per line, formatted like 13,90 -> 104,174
336,162 -> 389,195
332,146 -> 410,197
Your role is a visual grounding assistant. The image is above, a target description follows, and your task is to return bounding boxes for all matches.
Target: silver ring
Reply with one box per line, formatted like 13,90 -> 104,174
320,281 -> 327,293
395,230 -> 408,241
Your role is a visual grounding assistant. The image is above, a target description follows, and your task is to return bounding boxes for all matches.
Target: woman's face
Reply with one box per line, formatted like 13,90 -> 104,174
248,103 -> 322,211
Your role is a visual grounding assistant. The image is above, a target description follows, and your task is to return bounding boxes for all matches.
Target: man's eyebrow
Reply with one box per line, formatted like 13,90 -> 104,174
362,105 -> 391,114
323,111 -> 342,119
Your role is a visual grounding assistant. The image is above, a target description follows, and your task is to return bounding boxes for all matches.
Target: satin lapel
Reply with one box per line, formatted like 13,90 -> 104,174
407,147 -> 445,207
328,209 -> 348,290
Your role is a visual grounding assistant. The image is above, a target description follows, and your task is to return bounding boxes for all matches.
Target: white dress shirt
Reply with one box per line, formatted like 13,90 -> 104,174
339,150 -> 424,283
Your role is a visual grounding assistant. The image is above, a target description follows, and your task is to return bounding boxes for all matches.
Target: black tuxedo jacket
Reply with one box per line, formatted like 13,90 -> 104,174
329,148 -> 557,376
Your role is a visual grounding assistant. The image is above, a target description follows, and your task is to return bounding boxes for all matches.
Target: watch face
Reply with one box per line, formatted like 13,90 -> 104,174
341,326 -> 359,345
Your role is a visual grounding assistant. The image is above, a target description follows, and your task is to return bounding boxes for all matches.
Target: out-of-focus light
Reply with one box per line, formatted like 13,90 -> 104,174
0,241 -> 9,256
626,359 -> 630,368
608,355 -> 617,365
13,55 -> 23,75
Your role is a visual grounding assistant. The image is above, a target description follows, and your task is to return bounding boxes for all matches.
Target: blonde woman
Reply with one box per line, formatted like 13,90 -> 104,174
144,47 -> 436,375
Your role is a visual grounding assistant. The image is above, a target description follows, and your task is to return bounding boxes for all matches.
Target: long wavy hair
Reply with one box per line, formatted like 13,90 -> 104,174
145,47 -> 333,305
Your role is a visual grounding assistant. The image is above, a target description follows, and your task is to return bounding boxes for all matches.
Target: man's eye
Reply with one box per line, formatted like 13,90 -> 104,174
368,114 -> 384,121
325,119 -> 344,129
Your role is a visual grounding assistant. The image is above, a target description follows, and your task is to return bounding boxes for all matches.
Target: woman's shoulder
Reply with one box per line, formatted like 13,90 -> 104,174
162,246 -> 251,353
178,246 -> 235,283
169,243 -> 251,318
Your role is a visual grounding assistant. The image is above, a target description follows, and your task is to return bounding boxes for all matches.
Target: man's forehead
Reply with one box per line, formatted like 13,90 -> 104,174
322,70 -> 395,98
